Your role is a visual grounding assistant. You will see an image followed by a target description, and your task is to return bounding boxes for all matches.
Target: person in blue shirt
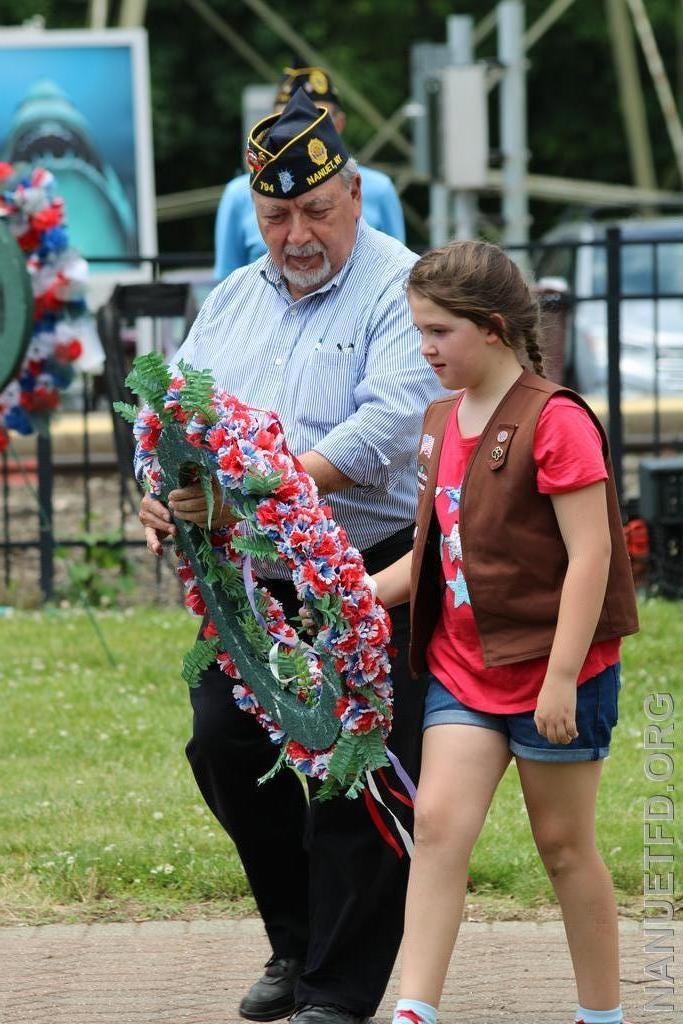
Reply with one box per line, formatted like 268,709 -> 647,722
214,64 -> 406,279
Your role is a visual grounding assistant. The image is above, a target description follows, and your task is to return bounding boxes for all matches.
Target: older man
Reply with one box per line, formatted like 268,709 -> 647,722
139,90 -> 441,1024
213,63 -> 405,278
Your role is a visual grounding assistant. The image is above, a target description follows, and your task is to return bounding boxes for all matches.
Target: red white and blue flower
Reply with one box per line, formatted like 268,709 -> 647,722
0,163 -> 97,452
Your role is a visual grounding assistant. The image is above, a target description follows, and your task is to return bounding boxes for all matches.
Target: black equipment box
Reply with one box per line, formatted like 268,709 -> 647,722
638,457 -> 683,599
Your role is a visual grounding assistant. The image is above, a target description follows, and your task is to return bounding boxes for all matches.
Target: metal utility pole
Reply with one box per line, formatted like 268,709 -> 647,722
410,43 -> 451,246
88,0 -> 109,28
606,0 -> 657,192
497,0 -> 529,249
427,60 -> 451,247
447,15 -> 479,241
429,180 -> 450,248
625,0 -> 683,186
119,0 -> 148,26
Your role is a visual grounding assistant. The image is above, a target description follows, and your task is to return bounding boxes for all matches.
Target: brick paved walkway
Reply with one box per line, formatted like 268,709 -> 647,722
1,916 -> 679,1024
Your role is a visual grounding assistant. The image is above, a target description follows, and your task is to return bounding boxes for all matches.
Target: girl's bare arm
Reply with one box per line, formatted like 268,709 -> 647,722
372,549 -> 413,609
535,480 -> 612,744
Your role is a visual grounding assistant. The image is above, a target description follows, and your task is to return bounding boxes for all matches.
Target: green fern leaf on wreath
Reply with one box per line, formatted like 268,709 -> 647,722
275,644 -> 316,695
243,470 -> 284,496
124,352 -> 171,414
112,401 -> 138,423
195,533 -> 217,571
182,637 -> 219,688
176,361 -> 218,424
230,533 -> 279,560
310,592 -> 345,629
218,564 -> 252,601
317,729 -> 389,801
257,746 -> 289,787
240,614 -> 274,660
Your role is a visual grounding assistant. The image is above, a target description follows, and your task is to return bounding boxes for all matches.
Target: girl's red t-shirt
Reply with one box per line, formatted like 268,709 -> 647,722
425,395 -> 621,714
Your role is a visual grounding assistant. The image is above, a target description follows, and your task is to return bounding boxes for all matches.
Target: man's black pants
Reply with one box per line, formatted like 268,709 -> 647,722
185,526 -> 426,1017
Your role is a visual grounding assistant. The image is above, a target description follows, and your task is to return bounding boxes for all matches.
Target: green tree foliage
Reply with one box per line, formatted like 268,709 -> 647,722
2,0 -> 681,246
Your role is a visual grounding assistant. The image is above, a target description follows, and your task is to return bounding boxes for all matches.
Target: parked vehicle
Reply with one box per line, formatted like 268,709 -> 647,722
535,217 -> 683,396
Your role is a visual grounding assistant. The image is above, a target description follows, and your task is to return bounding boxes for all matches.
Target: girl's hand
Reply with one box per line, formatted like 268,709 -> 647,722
534,676 -> 579,745
300,605 -> 316,635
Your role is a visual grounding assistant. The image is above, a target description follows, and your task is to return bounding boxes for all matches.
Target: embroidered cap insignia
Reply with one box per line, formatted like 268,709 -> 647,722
278,169 -> 295,193
307,137 -> 328,166
246,147 -> 266,173
309,69 -> 329,94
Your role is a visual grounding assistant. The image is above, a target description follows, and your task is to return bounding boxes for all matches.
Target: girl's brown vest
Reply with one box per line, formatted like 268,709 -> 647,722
409,370 -> 639,677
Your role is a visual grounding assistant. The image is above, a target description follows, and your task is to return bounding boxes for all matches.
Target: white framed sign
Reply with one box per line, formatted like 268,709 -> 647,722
0,28 -> 157,273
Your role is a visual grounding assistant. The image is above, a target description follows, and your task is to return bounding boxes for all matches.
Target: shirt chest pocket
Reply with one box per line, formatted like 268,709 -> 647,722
299,347 -> 361,428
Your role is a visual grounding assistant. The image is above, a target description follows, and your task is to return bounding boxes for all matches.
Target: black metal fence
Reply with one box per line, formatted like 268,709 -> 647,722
1,233 -> 682,603
521,227 -> 683,499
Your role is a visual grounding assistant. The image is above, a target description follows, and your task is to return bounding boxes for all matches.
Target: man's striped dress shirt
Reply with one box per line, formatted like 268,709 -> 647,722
139,218 -> 442,564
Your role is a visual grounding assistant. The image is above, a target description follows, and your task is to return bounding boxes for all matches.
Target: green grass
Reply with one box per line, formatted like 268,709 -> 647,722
0,606 -> 253,924
0,600 -> 680,924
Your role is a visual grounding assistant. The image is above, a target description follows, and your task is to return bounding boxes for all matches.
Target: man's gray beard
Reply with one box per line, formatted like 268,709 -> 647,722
282,244 -> 332,289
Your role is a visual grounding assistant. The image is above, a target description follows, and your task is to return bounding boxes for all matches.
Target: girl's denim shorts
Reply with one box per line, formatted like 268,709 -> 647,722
423,663 -> 621,762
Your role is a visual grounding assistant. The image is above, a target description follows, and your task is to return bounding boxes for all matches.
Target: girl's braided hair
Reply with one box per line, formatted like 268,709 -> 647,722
407,240 -> 544,376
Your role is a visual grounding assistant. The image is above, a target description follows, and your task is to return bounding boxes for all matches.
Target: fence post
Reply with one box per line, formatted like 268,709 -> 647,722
606,226 -> 624,507
37,432 -> 54,601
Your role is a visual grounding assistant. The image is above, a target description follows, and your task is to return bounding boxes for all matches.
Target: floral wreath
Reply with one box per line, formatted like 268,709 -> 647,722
0,163 -> 94,452
117,354 -> 397,800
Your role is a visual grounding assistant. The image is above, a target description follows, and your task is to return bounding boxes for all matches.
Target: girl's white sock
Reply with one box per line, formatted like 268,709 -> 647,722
575,1006 -> 623,1024
392,997 -> 438,1024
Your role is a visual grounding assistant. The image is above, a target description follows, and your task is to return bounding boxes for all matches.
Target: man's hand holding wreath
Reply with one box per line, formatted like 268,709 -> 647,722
140,481 -> 240,554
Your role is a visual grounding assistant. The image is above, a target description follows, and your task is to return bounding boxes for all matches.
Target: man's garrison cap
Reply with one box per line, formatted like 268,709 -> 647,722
247,89 -> 350,200
275,64 -> 342,110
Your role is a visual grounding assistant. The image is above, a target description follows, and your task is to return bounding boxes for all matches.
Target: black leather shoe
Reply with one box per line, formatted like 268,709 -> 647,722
289,1005 -> 371,1024
239,956 -> 303,1022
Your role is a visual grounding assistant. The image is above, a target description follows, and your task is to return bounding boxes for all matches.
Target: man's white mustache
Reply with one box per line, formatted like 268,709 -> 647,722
283,243 -> 325,258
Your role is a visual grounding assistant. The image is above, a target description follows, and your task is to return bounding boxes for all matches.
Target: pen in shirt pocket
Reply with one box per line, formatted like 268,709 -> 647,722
313,339 -> 355,353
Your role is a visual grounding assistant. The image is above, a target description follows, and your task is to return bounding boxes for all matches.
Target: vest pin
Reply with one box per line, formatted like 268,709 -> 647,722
497,430 -> 509,442
491,445 -> 504,461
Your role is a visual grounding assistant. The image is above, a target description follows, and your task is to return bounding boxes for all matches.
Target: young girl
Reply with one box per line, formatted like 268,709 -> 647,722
372,241 -> 639,1024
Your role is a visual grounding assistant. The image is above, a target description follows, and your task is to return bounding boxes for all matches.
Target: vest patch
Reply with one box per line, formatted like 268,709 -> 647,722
420,433 -> 435,458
